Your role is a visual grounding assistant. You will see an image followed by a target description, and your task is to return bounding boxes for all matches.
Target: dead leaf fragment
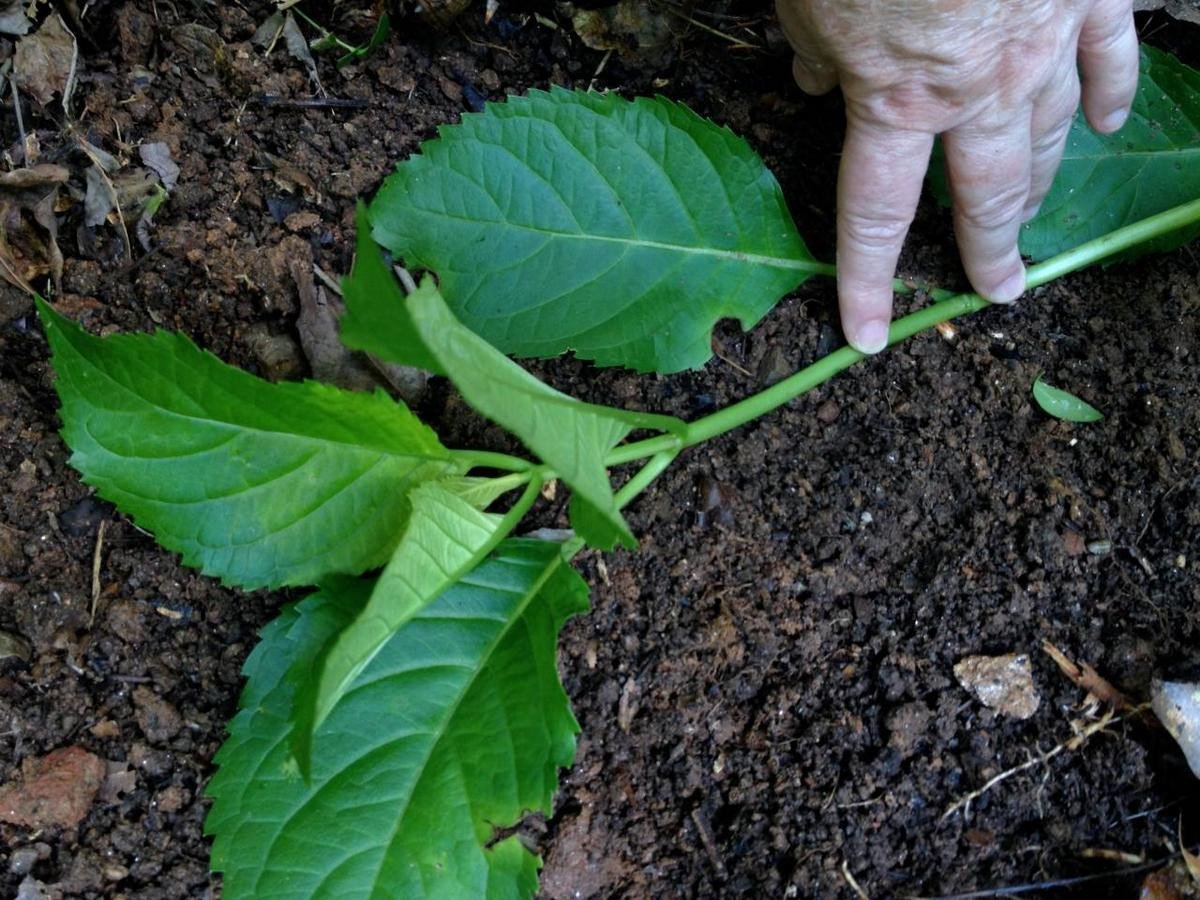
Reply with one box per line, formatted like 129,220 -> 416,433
0,0 -> 30,36
0,163 -> 69,292
1152,680 -> 1200,779
954,653 -> 1040,719
564,0 -> 677,53
1134,0 -> 1200,25
0,747 -> 106,829
13,14 -> 78,109
138,142 -> 180,191
0,627 -> 31,662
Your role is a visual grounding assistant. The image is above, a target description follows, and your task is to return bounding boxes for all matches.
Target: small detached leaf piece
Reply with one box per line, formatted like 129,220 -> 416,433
39,299 -> 452,589
207,540 -> 589,900
370,87 -> 818,373
291,481 -> 507,774
406,279 -> 686,548
1032,376 -> 1104,423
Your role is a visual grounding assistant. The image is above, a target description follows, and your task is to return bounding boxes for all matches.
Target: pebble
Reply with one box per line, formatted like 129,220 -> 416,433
954,653 -> 1040,720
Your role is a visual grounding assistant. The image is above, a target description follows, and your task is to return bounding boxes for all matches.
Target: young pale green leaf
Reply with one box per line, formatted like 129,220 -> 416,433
930,47 -> 1200,260
340,202 -> 444,374
1032,376 -> 1104,423
407,280 -> 684,547
38,299 -> 451,589
291,481 -> 506,773
206,539 -> 588,900
370,87 -> 818,373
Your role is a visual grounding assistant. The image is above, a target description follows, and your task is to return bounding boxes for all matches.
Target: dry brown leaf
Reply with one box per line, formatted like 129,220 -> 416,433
0,163 -> 68,292
13,13 -> 77,109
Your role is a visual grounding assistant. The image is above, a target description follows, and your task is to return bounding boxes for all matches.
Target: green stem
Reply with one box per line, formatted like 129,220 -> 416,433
291,8 -> 357,52
612,196 -> 1200,463
450,449 -> 535,472
614,451 -> 677,510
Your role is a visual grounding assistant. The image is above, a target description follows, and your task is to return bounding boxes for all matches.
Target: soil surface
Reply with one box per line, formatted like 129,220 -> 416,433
0,2 -> 1198,897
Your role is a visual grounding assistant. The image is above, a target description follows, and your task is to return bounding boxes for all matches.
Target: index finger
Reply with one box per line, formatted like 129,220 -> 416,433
836,117 -> 934,353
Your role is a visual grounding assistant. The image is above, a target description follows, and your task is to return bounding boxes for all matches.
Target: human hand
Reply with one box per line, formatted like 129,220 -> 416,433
776,0 -> 1139,353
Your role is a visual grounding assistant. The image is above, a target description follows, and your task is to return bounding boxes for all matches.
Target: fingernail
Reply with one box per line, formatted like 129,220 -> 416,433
989,268 -> 1026,304
1101,107 -> 1129,133
849,318 -> 889,354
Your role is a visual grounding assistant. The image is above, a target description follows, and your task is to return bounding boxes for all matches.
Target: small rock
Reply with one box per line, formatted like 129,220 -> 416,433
1152,679 -> 1200,779
756,344 -> 790,385
133,686 -> 183,743
816,399 -> 840,425
0,746 -> 107,829
15,876 -> 49,900
59,495 -> 109,536
283,210 -> 321,233
885,701 -> 931,756
954,653 -> 1040,720
154,783 -> 188,814
89,719 -> 120,739
1061,529 -> 1086,557
1086,539 -> 1114,557
8,846 -> 38,876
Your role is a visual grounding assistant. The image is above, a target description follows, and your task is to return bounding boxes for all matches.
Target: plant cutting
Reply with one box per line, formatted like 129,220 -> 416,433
35,42 -> 1200,899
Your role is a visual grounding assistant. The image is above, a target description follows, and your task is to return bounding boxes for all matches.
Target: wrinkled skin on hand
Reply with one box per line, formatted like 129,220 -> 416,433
776,0 -> 1139,352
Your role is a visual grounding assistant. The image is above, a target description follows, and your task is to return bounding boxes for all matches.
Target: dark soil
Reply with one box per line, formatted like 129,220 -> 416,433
1,2 -> 1198,897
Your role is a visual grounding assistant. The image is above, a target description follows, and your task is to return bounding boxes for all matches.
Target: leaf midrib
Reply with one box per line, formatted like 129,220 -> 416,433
362,552 -> 564,900
1061,146 -> 1200,162
398,204 -> 820,273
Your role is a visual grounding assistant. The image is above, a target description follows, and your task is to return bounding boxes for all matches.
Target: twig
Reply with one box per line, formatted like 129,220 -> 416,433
842,860 -> 870,899
89,520 -> 108,626
652,0 -> 762,49
941,705 -> 1147,822
11,80 -> 26,166
690,808 -> 726,880
393,264 -> 418,295
313,263 -> 343,296
1042,640 -> 1134,711
250,93 -> 370,110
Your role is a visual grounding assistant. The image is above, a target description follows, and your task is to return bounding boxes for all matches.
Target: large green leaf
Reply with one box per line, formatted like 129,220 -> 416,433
929,46 -> 1200,260
406,280 -> 684,547
1022,46 -> 1200,260
292,481 -> 506,772
38,300 -> 450,589
370,87 -> 818,373
206,540 -> 588,900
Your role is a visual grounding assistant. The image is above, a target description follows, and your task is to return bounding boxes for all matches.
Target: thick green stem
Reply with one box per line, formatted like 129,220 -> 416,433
614,451 -> 677,510
613,197 -> 1200,464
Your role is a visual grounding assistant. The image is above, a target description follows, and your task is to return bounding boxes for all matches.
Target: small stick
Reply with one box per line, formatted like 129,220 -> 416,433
841,860 -> 870,899
941,705 -> 1146,822
11,80 -> 26,166
89,520 -> 108,627
690,808 -> 726,880
393,264 -> 418,295
250,93 -> 370,110
313,263 -> 343,296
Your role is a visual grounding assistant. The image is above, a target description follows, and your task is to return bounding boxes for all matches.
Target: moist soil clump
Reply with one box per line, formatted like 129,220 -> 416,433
0,2 -> 1197,897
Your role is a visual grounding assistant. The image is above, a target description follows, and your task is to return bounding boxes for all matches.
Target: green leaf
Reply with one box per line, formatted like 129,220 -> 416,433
38,299 -> 451,589
337,12 -> 390,66
407,280 -> 684,546
370,87 -> 818,373
1023,46 -> 1200,260
930,47 -> 1200,260
206,539 -> 589,900
568,493 -> 634,551
341,202 -> 444,375
1032,376 -> 1104,423
292,481 -> 506,774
